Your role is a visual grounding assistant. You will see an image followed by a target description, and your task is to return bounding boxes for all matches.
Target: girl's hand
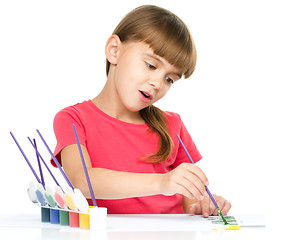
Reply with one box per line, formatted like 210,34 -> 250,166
186,194 -> 231,217
160,163 -> 209,200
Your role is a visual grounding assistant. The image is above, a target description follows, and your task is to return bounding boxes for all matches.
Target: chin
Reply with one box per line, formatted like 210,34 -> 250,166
127,106 -> 143,112
124,100 -> 153,113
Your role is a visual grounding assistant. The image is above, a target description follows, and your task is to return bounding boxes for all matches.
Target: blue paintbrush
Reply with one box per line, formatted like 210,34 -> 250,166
72,124 -> 97,207
176,134 -> 228,225
28,137 -> 64,193
10,132 -> 41,184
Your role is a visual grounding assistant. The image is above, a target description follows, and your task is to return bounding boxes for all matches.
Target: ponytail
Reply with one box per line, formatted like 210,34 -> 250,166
140,105 -> 173,162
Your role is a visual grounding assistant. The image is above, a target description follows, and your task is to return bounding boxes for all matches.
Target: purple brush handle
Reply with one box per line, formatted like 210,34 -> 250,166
176,134 -> 219,208
36,129 -> 74,190
10,132 -> 41,183
28,137 -> 64,193
177,134 -> 195,164
205,187 -> 218,208
73,124 -> 97,206
34,139 -> 45,189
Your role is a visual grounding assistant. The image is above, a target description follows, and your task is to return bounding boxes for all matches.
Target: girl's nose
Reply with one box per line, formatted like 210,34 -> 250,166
148,78 -> 163,90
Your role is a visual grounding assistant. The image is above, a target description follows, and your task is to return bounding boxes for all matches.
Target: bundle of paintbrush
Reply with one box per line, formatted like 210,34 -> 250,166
10,127 -> 107,230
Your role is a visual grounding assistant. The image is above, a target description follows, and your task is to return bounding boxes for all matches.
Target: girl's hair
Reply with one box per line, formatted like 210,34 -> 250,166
106,5 -> 197,163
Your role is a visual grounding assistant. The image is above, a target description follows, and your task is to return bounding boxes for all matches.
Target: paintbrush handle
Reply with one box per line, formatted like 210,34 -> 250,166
73,124 -> 97,206
205,186 -> 218,208
206,186 -> 227,224
28,137 -> 64,193
34,139 -> 45,189
177,134 -> 195,164
10,132 -> 41,184
176,134 -> 228,224
37,129 -> 74,190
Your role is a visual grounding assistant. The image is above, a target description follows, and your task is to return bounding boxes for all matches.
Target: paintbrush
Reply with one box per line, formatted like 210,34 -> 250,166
72,124 -> 97,207
10,132 -> 48,206
33,139 -> 45,189
28,137 -> 64,193
36,129 -> 90,213
10,132 -> 42,184
36,129 -> 74,191
176,134 -> 228,225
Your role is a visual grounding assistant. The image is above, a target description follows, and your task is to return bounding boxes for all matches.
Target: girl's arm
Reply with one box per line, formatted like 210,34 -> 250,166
61,144 -> 209,200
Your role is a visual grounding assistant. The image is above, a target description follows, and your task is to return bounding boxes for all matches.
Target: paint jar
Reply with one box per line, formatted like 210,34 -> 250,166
79,206 -> 94,229
41,206 -> 50,223
59,209 -> 69,226
79,212 -> 90,229
50,208 -> 60,224
89,207 -> 107,231
69,211 -> 80,228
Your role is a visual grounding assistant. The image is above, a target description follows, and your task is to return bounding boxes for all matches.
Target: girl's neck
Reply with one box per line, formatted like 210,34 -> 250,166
91,80 -> 145,125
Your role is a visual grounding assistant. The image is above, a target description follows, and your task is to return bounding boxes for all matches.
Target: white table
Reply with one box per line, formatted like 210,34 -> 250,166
0,213 -> 267,240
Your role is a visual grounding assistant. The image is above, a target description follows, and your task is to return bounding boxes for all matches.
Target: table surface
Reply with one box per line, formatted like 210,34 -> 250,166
0,213 -> 268,240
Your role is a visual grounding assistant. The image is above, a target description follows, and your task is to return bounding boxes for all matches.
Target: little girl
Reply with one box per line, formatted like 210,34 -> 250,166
52,5 -> 231,216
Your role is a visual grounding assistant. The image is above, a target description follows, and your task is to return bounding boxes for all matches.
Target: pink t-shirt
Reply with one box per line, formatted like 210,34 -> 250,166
53,100 -> 202,214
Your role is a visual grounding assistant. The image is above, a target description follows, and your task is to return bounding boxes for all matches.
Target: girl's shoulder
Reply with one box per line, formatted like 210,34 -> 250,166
54,100 -> 95,126
57,100 -> 90,113
163,110 -> 183,128
55,100 -> 96,117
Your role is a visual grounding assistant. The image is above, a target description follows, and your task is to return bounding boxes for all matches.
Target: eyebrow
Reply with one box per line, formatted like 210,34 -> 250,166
144,53 -> 182,78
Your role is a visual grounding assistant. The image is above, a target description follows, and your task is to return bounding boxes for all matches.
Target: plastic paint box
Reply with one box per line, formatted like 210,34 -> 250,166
39,205 -> 107,230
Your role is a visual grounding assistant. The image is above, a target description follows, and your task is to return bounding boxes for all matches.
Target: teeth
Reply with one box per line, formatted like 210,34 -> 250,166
141,91 -> 150,98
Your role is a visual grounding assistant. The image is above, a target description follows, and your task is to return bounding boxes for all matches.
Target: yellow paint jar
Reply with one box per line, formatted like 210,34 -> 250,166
79,206 -> 94,229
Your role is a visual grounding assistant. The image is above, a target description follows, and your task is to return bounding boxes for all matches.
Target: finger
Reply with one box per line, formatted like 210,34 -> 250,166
177,177 -> 202,200
185,164 -> 209,186
209,198 -> 216,216
221,200 -> 232,215
188,205 -> 195,216
182,173 -> 207,199
189,202 -> 201,216
177,163 -> 207,198
175,181 -> 195,200
200,195 -> 210,218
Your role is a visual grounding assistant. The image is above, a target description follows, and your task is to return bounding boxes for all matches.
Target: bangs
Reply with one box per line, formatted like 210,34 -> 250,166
109,5 -> 197,78
142,20 -> 197,79
113,5 -> 197,78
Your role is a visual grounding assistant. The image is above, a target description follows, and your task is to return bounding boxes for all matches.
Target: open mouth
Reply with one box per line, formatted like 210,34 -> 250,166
140,91 -> 150,98
139,91 -> 152,100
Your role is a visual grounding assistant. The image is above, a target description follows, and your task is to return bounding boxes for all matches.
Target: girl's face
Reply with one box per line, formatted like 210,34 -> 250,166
113,41 -> 182,112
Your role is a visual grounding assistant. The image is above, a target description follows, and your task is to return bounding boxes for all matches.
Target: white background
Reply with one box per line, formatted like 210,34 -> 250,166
0,0 -> 285,229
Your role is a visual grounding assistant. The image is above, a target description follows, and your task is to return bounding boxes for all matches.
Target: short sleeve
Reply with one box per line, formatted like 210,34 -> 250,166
52,106 -> 87,167
171,118 -> 202,168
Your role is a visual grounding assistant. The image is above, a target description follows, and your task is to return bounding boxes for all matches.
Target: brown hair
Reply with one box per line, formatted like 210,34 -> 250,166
106,5 -> 197,162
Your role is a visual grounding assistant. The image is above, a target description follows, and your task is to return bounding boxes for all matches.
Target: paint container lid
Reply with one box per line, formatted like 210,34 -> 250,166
27,182 -> 39,204
36,183 -> 47,206
54,186 -> 67,209
44,185 -> 57,207
89,207 -> 107,231
37,183 -> 45,192
73,188 -> 89,213
64,187 -> 77,210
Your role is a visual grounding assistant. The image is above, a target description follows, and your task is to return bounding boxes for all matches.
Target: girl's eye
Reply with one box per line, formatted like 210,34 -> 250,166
146,62 -> 156,70
165,77 -> 174,84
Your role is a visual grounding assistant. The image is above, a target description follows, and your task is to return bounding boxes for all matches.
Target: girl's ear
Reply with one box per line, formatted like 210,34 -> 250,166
105,34 -> 121,65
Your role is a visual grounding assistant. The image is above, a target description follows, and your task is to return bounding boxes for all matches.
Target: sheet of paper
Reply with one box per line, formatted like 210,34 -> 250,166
0,213 -> 265,231
107,214 -> 265,231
